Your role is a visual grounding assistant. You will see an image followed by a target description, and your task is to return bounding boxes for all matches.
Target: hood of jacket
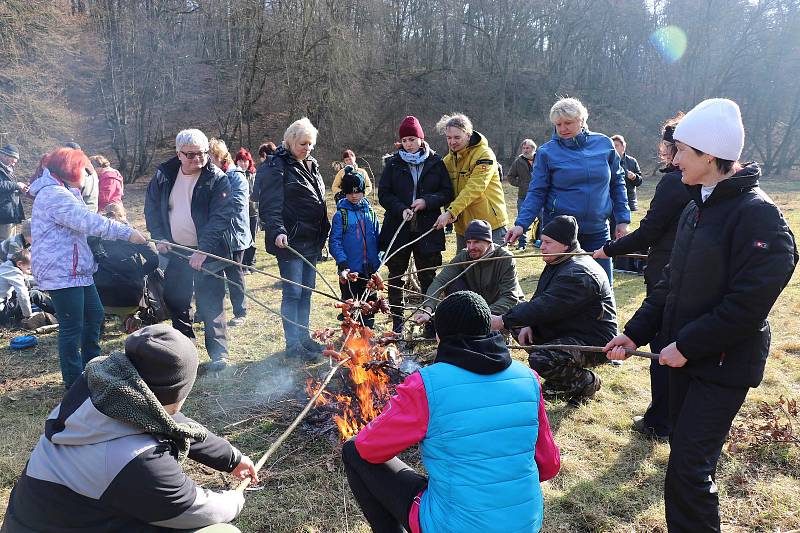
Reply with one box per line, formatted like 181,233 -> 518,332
551,127 -> 591,150
687,162 -> 761,207
29,168 -> 76,198
434,331 -> 512,375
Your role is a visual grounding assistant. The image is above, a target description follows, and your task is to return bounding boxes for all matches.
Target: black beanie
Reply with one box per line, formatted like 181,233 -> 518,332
340,166 -> 365,194
542,215 -> 579,248
464,219 -> 492,242
434,291 -> 491,338
125,324 -> 199,405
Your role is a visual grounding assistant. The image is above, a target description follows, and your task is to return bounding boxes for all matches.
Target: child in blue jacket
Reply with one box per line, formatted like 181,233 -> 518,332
329,167 -> 380,327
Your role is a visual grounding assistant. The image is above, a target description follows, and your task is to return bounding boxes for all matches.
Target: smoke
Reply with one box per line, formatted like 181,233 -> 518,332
252,364 -> 298,400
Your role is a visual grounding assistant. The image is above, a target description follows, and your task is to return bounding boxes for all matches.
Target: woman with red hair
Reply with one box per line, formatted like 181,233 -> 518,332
235,147 -> 259,269
29,147 -> 147,389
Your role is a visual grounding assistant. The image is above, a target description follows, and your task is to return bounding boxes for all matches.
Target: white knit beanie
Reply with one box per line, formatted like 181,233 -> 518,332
673,98 -> 744,161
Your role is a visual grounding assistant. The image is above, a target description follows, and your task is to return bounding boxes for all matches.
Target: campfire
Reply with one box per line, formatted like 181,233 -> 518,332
304,274 -> 410,440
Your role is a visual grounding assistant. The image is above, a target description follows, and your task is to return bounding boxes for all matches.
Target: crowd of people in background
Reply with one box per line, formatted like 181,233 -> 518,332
1,95 -> 797,533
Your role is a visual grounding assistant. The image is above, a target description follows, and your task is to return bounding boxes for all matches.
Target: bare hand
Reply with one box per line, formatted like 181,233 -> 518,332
659,342 -> 688,368
490,314 -> 505,331
338,269 -> 350,282
16,182 -> 28,192
433,211 -> 453,230
231,455 -> 259,484
156,242 -> 171,254
412,307 -> 433,325
410,198 -> 427,212
189,252 -> 207,271
504,226 -> 524,244
402,209 -> 415,222
275,234 -> 288,248
615,223 -> 630,239
626,170 -> 636,181
128,230 -> 147,245
603,333 -> 637,361
593,248 -> 609,259
518,326 -> 534,346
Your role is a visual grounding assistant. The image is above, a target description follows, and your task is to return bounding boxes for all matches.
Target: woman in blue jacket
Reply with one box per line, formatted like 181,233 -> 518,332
505,97 -> 630,281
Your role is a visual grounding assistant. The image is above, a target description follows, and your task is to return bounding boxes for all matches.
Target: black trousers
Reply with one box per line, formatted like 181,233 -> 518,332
223,250 -> 247,318
342,439 -> 428,533
242,216 -> 258,266
385,241 -> 441,320
163,255 -> 228,361
665,370 -> 748,532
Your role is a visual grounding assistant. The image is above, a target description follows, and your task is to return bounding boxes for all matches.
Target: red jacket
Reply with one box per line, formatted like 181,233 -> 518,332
98,168 -> 124,211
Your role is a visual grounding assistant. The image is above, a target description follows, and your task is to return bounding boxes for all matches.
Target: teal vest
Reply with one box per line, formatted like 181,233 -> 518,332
417,360 -> 543,533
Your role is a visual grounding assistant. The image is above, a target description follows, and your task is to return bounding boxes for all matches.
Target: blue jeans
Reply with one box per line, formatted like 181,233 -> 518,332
277,255 -> 318,347
577,228 -> 613,283
49,284 -> 105,389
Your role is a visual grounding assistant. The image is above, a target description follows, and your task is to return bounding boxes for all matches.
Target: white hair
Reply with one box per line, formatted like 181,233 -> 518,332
521,138 -> 537,150
435,113 -> 474,137
549,97 -> 589,128
283,117 -> 318,148
175,129 -> 209,152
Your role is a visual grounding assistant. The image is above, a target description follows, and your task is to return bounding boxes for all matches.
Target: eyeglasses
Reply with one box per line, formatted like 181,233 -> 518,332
180,150 -> 208,160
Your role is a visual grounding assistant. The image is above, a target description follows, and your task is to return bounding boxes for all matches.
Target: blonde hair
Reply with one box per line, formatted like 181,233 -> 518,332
103,202 -> 128,223
208,138 -> 234,168
90,155 -> 111,168
549,97 -> 589,128
435,113 -> 473,137
282,117 -> 318,149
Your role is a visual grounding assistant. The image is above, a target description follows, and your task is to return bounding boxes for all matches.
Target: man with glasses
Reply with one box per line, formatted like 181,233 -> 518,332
0,144 -> 26,240
145,129 -> 236,371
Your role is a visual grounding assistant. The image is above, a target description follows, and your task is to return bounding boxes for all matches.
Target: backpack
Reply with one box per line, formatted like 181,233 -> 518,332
140,268 -> 170,325
338,206 -> 377,234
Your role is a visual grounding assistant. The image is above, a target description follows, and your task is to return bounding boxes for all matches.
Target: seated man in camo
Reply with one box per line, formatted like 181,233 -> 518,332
490,215 -> 618,406
412,219 -> 523,337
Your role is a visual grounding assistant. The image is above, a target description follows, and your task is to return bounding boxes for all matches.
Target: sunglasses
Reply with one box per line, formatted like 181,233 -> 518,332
180,150 -> 208,160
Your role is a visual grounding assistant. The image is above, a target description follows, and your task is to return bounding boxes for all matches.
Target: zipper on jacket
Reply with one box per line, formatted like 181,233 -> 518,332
72,243 -> 78,278
719,352 -> 726,367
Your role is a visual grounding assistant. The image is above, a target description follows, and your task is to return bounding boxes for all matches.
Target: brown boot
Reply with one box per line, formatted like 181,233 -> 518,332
567,372 -> 602,407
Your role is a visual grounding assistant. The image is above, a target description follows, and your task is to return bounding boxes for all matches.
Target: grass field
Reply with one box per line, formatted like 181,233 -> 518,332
1,177 -> 799,532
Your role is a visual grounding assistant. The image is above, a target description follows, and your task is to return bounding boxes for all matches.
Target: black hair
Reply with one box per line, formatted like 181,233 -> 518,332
690,147 -> 735,174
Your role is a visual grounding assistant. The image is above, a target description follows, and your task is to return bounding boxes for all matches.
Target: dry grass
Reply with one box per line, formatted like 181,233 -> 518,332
1,178 -> 799,532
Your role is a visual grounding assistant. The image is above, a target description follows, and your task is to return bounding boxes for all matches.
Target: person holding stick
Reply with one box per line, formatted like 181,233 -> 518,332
343,291 -> 560,533
491,215 -> 617,406
604,98 -> 797,532
2,324 -> 257,532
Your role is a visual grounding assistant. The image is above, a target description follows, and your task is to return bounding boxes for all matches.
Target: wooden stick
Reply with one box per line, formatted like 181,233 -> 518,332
510,344 -> 658,360
236,356 -> 351,492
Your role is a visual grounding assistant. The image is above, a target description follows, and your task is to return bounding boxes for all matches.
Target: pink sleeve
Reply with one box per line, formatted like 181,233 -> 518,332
533,372 -> 560,481
354,372 -> 429,464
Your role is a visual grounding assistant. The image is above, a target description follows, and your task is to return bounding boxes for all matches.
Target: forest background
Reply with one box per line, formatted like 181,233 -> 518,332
2,0 -> 800,180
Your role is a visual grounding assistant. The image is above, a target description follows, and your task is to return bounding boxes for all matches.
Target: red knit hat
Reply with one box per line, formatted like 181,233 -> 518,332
398,116 -> 424,140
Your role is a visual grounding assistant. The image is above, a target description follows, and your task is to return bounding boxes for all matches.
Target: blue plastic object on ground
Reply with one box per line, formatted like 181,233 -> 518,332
10,335 -> 37,349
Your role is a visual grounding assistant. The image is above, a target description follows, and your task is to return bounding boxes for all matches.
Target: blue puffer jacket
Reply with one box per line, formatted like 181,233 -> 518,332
418,356 -> 543,532
329,197 -> 380,273
226,166 -> 253,252
515,129 -> 630,234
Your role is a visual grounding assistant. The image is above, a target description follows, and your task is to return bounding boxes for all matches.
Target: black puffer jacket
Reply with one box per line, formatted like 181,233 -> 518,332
621,153 -> 643,210
378,148 -> 454,254
258,147 -> 330,259
502,253 -> 617,345
624,163 -> 797,388
144,157 -> 235,262
93,239 -> 159,307
0,162 -> 24,224
604,166 -> 690,291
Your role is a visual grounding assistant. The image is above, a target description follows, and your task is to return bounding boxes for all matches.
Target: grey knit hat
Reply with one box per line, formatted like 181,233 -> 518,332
434,291 -> 492,338
0,144 -> 19,159
464,219 -> 492,242
125,324 -> 199,404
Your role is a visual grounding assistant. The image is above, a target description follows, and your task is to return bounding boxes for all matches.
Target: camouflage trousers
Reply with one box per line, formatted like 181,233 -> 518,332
526,336 -> 607,396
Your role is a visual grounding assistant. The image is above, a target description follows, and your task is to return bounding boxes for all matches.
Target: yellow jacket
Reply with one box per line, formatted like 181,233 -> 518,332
331,165 -> 373,197
443,131 -> 509,234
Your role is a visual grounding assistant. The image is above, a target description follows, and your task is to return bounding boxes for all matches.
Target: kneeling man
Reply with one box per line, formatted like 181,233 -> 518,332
413,219 -> 523,333
491,215 -> 617,405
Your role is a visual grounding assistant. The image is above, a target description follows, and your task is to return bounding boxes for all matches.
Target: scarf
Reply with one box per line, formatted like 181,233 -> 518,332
398,141 -> 431,165
85,352 -> 208,462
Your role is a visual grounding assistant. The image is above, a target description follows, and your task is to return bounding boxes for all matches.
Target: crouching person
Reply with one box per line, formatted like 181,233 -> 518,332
491,215 -> 617,406
342,291 -> 560,533
1,324 -> 257,533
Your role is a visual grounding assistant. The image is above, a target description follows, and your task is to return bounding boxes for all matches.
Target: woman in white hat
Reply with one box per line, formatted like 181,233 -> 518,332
604,98 -> 797,532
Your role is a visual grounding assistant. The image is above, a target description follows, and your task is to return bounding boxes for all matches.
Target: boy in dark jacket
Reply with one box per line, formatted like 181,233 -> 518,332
606,99 -> 797,532
2,324 -> 257,532
330,167 -> 380,327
